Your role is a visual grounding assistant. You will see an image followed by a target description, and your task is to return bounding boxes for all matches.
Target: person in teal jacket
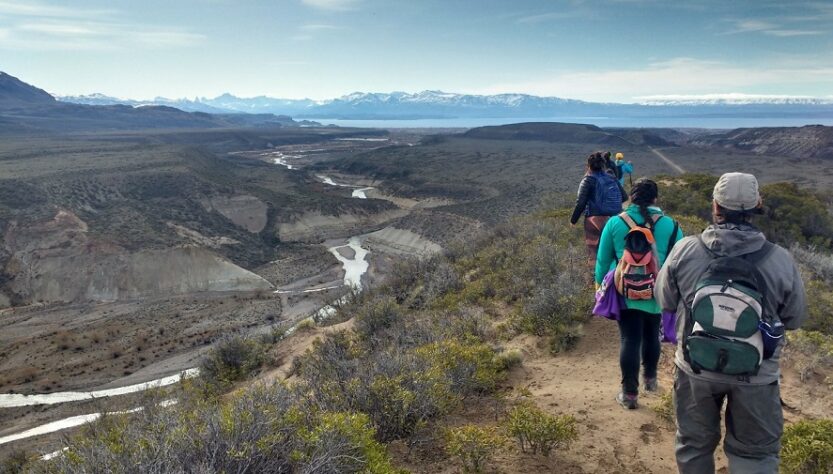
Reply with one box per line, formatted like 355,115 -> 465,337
614,152 -> 634,186
594,178 -> 684,409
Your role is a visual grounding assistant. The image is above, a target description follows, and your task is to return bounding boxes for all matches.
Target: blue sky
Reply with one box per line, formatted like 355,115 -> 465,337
1,0 -> 831,102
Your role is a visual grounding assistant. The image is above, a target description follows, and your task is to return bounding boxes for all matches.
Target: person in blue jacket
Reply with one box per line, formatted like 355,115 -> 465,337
595,178 -> 684,409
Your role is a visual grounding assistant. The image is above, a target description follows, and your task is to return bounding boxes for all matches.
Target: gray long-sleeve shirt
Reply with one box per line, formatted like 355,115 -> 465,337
655,223 -> 807,384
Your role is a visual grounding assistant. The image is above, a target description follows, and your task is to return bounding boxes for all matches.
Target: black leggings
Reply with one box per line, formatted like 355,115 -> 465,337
617,309 -> 661,395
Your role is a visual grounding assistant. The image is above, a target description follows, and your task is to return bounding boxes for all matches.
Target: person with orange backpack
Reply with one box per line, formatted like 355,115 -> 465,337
595,178 -> 684,409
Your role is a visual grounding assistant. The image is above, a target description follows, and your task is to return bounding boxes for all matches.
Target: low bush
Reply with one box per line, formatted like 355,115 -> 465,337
200,333 -> 266,388
415,339 -> 506,395
659,174 -> 833,250
295,334 -> 460,442
792,245 -> 833,285
444,216 -> 591,351
445,425 -> 508,473
42,382 -> 399,474
652,391 -> 675,425
353,296 -> 402,343
788,330 -> 833,382
505,402 -> 578,457
781,419 -> 833,474
0,449 -> 35,473
804,280 -> 833,335
496,349 -> 524,370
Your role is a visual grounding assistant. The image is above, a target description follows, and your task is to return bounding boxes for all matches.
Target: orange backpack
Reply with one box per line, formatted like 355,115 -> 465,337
614,213 -> 660,300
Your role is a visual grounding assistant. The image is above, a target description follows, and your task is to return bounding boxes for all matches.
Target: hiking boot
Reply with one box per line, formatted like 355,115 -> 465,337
616,391 -> 638,410
644,378 -> 659,393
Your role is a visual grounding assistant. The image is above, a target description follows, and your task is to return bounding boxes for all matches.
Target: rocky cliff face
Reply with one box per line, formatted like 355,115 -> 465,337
2,210 -> 272,305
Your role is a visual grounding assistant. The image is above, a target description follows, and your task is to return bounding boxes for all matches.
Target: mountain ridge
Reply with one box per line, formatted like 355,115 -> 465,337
57,88 -> 833,120
0,72 -> 309,133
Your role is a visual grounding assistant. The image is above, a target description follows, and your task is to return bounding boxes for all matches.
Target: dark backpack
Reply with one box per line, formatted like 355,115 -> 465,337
683,239 -> 775,376
592,172 -> 623,216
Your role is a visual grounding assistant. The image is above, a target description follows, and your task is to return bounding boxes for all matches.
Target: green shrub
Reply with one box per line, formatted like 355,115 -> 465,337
804,280 -> 833,335
296,335 -> 459,442
793,245 -> 833,285
415,339 -> 505,394
759,183 -> 833,249
295,318 -> 316,332
505,402 -> 578,457
496,349 -> 524,370
354,296 -> 402,342
0,449 -> 35,473
296,411 -> 403,474
200,333 -> 266,388
658,174 -> 833,250
788,330 -> 833,382
48,382 -> 399,474
652,391 -> 675,425
655,173 -> 717,223
445,425 -> 508,473
781,419 -> 833,474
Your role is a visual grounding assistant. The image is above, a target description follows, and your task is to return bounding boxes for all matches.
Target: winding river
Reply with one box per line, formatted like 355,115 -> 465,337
0,153 -> 378,449
0,369 -> 199,409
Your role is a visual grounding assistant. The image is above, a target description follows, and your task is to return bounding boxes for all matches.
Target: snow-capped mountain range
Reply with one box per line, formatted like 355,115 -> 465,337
57,90 -> 833,120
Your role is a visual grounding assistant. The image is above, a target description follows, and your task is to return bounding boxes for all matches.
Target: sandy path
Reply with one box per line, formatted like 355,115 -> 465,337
650,147 -> 686,174
509,317 -> 727,473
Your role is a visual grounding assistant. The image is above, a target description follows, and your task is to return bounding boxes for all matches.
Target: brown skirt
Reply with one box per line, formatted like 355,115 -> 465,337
584,215 -> 611,269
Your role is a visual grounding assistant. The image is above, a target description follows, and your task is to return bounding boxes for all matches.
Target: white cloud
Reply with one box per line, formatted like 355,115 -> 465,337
473,57 -> 833,103
516,11 -> 581,24
300,0 -> 359,11
0,1 -> 112,18
765,29 -> 824,37
18,21 -> 104,36
300,23 -> 339,31
722,14 -> 829,37
0,2 -> 206,51
130,31 -> 206,47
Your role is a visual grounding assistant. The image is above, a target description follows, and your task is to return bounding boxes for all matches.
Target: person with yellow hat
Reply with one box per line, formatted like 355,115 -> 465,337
614,152 -> 633,187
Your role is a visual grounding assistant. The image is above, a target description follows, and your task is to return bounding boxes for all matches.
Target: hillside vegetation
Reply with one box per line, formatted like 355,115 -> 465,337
7,174 -> 832,473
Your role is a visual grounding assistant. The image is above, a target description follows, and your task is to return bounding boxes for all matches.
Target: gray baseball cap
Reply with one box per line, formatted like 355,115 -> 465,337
713,172 -> 762,211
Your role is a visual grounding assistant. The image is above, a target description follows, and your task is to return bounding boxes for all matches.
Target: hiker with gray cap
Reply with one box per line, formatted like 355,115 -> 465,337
656,172 -> 807,473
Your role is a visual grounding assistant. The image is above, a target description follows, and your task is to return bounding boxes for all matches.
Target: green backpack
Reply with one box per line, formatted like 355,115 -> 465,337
683,238 -> 774,376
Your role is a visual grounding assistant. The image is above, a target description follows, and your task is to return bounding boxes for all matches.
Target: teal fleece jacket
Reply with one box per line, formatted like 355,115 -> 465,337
594,204 -> 684,314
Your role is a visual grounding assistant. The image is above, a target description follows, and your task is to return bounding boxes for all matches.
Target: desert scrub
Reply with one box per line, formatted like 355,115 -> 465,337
442,215 -> 591,349
46,382 -> 399,474
496,349 -> 524,370
445,425 -> 508,473
652,391 -> 675,425
295,412 -> 403,474
200,332 -> 266,388
792,245 -> 833,285
415,339 -> 505,395
659,174 -> 833,250
294,318 -> 316,332
804,279 -> 833,335
788,330 -> 833,382
781,419 -> 833,474
505,402 -> 578,457
0,449 -> 36,473
353,296 -> 402,343
295,334 -> 459,441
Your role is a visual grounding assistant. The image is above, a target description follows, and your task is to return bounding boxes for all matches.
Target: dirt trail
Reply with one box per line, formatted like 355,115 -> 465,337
504,317 -> 726,473
650,147 -> 686,174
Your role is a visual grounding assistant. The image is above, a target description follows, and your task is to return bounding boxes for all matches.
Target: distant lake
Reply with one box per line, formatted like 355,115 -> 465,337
306,116 -> 833,130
